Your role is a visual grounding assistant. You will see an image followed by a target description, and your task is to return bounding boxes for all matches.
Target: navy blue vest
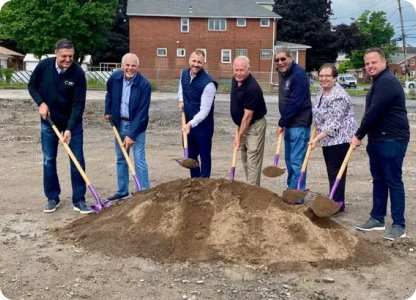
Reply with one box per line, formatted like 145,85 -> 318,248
181,67 -> 216,126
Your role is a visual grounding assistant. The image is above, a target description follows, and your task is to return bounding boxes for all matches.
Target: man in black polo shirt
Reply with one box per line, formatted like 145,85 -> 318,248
230,56 -> 267,185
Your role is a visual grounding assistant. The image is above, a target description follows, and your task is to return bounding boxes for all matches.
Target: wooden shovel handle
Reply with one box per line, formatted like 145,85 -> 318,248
231,126 -> 239,167
181,111 -> 188,149
336,144 -> 354,180
300,124 -> 317,173
275,131 -> 283,155
46,115 -> 91,185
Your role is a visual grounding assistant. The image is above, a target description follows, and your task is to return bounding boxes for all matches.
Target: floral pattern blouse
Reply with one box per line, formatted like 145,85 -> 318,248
312,83 -> 357,147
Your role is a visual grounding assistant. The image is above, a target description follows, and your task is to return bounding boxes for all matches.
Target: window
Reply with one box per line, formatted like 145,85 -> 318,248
157,48 -> 167,57
260,19 -> 270,27
411,59 -> 415,66
197,48 -> 207,62
208,19 -> 226,31
177,48 -> 186,57
410,71 -> 415,77
260,49 -> 273,59
221,49 -> 232,63
236,19 -> 246,27
291,51 -> 298,63
181,18 -> 189,33
359,71 -> 363,78
236,49 -> 248,57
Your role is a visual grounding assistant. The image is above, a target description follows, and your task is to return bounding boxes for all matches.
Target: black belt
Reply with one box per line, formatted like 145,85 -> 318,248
121,117 -> 130,121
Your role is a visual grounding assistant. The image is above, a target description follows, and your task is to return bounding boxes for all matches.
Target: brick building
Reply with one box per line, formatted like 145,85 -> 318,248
127,0 -> 310,84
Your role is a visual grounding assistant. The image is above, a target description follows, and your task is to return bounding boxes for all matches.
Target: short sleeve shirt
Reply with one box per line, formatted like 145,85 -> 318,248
230,74 -> 267,126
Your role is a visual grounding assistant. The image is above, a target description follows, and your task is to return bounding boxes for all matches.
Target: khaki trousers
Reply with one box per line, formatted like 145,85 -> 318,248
241,117 -> 266,186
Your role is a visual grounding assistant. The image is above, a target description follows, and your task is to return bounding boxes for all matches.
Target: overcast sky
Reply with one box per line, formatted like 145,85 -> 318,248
330,0 -> 416,46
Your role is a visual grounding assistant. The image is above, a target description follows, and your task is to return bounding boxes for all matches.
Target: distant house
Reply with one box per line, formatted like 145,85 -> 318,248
388,53 -> 416,77
0,46 -> 24,70
126,0 -> 310,83
347,68 -> 370,84
23,54 -> 92,71
335,54 -> 349,68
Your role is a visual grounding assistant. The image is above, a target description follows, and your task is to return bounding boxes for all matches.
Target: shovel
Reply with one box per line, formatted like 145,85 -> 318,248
282,124 -> 317,203
311,144 -> 354,217
46,115 -> 110,213
230,126 -> 239,180
175,109 -> 199,169
262,131 -> 286,177
109,119 -> 142,191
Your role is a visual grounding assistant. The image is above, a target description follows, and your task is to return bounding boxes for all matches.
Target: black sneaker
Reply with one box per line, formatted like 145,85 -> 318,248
107,193 -> 130,202
44,199 -> 60,213
73,201 -> 93,214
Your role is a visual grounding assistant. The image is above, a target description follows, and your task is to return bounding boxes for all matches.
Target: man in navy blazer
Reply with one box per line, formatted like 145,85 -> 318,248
104,53 -> 151,201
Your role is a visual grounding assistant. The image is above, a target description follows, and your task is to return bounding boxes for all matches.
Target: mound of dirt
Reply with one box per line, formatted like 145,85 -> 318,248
58,178 -> 387,269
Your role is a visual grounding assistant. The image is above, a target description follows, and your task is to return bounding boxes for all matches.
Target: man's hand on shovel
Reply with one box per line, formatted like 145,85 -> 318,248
182,122 -> 192,135
62,130 -> 72,145
350,136 -> 361,149
124,136 -> 134,150
39,103 -> 49,120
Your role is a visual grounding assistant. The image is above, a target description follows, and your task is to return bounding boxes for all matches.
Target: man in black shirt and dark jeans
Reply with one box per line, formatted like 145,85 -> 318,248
28,39 -> 91,214
230,56 -> 267,186
352,48 -> 409,240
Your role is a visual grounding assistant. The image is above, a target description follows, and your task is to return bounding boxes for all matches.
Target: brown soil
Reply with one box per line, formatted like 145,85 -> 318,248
179,157 -> 200,169
312,194 -> 342,217
262,165 -> 285,177
282,189 -> 308,203
58,178 -> 386,270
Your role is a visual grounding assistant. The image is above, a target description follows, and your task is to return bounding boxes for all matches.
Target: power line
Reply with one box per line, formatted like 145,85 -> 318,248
331,0 -> 395,20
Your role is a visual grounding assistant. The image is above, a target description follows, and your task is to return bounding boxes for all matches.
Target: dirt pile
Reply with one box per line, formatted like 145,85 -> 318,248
59,178 -> 386,269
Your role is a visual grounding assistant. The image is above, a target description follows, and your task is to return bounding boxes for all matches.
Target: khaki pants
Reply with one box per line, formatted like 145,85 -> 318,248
241,117 -> 266,186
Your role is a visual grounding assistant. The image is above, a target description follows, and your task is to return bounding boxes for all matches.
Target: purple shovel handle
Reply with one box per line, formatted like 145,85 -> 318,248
133,174 -> 142,191
183,148 -> 189,159
273,154 -> 280,167
329,178 -> 343,208
89,184 -> 111,213
230,167 -> 236,180
296,171 -> 305,190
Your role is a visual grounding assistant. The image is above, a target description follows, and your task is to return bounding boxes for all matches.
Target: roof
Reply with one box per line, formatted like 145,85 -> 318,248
23,54 -> 92,64
127,0 -> 281,19
389,53 -> 416,64
275,41 -> 311,50
0,46 -> 24,57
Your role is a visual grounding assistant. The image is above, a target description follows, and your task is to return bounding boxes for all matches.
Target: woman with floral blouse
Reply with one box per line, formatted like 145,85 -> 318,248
309,63 -> 357,213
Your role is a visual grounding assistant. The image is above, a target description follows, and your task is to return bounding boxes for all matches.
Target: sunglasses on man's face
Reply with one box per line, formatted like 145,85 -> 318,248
274,57 -> 287,62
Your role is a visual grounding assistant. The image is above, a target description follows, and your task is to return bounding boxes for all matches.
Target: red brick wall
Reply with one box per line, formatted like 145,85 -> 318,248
130,16 -> 275,79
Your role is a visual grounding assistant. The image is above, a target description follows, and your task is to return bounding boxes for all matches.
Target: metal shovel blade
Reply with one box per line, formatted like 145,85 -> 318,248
311,194 -> 340,217
175,158 -> 200,169
262,166 -> 286,178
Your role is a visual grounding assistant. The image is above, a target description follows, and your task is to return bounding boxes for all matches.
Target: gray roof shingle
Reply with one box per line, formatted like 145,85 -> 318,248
127,0 -> 281,19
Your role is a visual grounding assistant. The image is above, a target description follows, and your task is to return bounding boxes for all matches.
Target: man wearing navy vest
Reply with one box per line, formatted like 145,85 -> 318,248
178,50 -> 218,178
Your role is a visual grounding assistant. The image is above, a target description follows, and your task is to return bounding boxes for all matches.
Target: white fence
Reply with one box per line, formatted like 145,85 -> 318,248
9,71 -> 113,84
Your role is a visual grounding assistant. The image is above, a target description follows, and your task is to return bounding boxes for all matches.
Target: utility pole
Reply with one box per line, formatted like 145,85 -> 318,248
398,0 -> 408,80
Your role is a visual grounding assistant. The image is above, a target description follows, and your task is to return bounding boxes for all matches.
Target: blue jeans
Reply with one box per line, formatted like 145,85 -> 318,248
367,140 -> 408,228
187,122 -> 214,178
284,126 -> 311,190
115,120 -> 149,194
41,121 -> 86,205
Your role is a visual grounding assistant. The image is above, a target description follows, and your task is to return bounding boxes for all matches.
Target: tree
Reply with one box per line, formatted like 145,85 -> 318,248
0,0 -> 118,64
273,0 -> 338,71
348,10 -> 396,69
333,23 -> 367,56
90,0 -> 129,65
337,60 -> 353,74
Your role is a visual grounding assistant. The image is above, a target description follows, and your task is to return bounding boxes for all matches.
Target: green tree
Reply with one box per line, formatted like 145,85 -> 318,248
273,0 -> 338,71
349,10 -> 397,68
337,60 -> 353,74
0,0 -> 118,64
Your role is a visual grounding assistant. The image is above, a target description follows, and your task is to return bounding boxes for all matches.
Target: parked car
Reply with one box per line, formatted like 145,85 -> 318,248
337,74 -> 357,89
403,79 -> 416,89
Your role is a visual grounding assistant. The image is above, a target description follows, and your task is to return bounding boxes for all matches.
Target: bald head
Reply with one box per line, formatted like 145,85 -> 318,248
121,53 -> 139,79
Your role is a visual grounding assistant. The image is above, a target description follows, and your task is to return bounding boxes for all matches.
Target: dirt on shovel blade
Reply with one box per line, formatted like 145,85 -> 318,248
311,194 -> 340,217
179,158 -> 199,169
282,189 -> 308,203
262,166 -> 285,177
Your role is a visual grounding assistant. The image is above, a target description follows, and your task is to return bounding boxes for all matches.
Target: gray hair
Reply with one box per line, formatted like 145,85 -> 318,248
275,47 -> 292,58
233,56 -> 250,68
55,39 -> 74,51
122,53 -> 140,65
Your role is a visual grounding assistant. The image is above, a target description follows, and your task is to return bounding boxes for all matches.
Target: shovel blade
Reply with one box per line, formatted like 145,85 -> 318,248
282,189 -> 308,203
262,166 -> 285,178
311,194 -> 340,217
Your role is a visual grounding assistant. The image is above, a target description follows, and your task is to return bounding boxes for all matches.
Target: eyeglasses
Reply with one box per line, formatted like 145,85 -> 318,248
274,57 -> 287,63
318,75 -> 333,78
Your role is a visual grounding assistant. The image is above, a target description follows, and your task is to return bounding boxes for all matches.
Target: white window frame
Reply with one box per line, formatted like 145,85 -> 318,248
208,18 -> 226,31
260,49 -> 273,59
157,48 -> 167,57
236,18 -> 246,27
410,71 -> 415,77
291,50 -> 298,63
221,49 -> 232,64
236,49 -> 248,57
411,59 -> 415,66
176,48 -> 186,57
359,71 -> 363,78
196,48 -> 207,62
181,18 -> 189,33
260,19 -> 270,27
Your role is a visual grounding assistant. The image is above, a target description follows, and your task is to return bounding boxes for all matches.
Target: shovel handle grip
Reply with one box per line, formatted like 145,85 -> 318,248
46,115 -> 91,186
300,124 -> 317,173
110,120 -> 137,178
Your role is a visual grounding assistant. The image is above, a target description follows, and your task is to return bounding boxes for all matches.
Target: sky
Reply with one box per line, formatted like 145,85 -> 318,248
331,0 -> 416,46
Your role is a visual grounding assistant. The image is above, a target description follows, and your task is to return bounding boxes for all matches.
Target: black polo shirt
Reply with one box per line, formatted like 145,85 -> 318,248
230,73 -> 267,126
